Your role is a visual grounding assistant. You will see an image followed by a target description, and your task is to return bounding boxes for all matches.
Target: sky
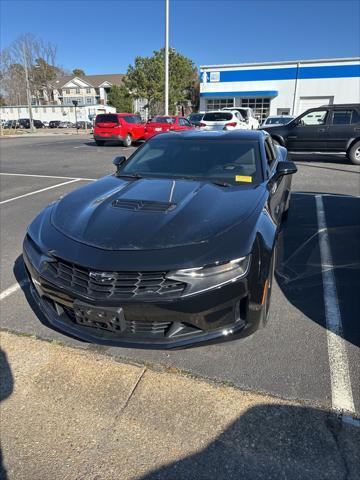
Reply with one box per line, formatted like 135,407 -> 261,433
1,0 -> 359,74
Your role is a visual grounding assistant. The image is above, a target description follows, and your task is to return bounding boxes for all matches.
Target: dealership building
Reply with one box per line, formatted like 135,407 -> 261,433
199,57 -> 360,122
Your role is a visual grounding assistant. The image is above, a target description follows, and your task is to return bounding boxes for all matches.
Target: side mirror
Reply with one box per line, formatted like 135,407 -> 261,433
113,156 -> 126,173
269,161 -> 297,187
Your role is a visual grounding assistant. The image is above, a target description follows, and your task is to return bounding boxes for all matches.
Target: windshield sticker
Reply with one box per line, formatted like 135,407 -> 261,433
235,175 -> 252,183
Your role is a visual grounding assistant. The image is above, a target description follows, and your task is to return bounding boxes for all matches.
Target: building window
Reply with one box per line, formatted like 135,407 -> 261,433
206,98 -> 234,111
65,89 -> 70,94
240,97 -> 271,123
76,88 -> 80,94
86,88 -> 91,94
86,97 -> 92,104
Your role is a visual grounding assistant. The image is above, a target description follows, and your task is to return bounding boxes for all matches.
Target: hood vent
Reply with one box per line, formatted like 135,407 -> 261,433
112,199 -> 177,213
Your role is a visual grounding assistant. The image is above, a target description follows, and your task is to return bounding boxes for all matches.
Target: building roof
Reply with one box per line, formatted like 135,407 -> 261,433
200,57 -> 360,70
53,74 -> 124,89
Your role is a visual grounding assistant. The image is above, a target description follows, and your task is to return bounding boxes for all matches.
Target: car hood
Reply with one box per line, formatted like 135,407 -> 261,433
51,175 -> 266,251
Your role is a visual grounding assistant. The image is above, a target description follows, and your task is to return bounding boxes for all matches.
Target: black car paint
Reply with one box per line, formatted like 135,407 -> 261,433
23,130 -> 296,348
261,104 -> 360,155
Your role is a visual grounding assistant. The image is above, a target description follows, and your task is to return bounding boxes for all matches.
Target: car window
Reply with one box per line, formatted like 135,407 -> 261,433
95,114 -> 119,124
152,116 -> 176,124
189,114 -> 203,122
122,115 -> 142,124
203,112 -> 233,122
332,110 -> 352,125
121,137 -> 262,185
299,110 -> 328,126
179,118 -> 190,126
351,110 -> 360,124
265,138 -> 276,170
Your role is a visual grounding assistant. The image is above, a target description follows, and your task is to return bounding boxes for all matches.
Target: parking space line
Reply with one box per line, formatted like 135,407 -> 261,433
0,172 -> 96,181
0,279 -> 28,301
316,194 -> 355,414
0,179 -> 81,205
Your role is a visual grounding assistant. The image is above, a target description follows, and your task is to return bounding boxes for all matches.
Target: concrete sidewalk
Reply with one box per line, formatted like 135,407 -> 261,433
0,332 -> 359,480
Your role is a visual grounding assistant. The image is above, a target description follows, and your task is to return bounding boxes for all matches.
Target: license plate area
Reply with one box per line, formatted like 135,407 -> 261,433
73,301 -> 125,333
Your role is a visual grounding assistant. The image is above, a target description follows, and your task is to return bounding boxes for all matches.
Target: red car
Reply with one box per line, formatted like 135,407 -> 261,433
144,116 -> 194,140
93,113 -> 145,147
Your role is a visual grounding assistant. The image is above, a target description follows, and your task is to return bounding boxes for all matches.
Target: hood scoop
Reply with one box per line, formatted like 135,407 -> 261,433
111,198 -> 177,213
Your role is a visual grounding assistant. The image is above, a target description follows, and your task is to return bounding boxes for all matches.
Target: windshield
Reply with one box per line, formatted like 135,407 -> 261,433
203,112 -> 233,122
151,116 -> 176,124
189,114 -> 204,122
266,117 -> 293,125
120,137 -> 262,186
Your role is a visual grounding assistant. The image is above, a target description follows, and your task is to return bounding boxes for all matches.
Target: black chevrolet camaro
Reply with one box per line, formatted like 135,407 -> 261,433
23,130 -> 297,349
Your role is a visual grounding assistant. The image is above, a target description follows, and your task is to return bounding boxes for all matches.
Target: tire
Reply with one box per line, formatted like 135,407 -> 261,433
95,140 -> 105,146
347,141 -> 360,165
123,134 -> 132,147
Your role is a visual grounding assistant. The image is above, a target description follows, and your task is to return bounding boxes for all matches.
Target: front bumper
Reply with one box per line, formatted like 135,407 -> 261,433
23,248 -> 263,349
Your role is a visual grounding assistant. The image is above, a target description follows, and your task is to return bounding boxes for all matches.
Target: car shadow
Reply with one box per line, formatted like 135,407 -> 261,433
276,192 -> 360,347
85,140 -> 143,147
289,152 -> 351,166
138,403 -> 359,479
0,347 -> 14,480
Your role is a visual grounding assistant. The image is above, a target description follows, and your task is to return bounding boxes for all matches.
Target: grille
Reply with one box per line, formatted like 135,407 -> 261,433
44,259 -> 186,300
63,306 -> 172,337
111,199 -> 176,212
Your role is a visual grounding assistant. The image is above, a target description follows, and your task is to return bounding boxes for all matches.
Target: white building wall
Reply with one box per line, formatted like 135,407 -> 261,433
0,104 -> 116,123
199,57 -> 360,119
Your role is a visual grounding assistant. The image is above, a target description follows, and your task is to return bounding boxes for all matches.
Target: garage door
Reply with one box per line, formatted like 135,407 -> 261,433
298,96 -> 334,114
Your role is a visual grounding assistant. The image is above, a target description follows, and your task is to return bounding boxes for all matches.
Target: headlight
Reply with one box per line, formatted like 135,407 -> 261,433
167,255 -> 251,296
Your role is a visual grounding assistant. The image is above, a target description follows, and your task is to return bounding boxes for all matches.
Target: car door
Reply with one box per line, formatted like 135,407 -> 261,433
286,108 -> 330,151
326,108 -> 360,151
265,138 -> 287,224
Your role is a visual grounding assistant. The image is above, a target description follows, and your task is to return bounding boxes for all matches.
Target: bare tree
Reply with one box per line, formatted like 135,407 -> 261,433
0,34 -> 65,105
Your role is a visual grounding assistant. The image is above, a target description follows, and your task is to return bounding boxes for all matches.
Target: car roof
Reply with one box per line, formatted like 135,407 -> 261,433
313,103 -> 360,109
157,129 -> 266,141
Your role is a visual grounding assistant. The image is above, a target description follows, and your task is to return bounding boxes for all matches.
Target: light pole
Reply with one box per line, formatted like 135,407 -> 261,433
72,100 -> 78,133
22,43 -> 35,133
164,0 -> 169,115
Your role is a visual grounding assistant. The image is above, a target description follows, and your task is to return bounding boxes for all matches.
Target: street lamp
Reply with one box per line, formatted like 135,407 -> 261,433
72,100 -> 78,133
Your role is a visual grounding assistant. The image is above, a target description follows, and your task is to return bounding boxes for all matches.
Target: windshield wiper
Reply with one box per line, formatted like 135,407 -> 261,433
208,180 -> 233,187
116,172 -> 143,180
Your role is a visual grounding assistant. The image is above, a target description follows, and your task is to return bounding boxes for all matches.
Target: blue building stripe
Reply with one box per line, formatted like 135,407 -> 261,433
205,64 -> 360,83
200,90 -> 278,97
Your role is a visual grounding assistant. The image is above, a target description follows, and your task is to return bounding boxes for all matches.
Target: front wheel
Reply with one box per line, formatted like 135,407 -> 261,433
123,134 -> 132,147
347,141 -> 360,165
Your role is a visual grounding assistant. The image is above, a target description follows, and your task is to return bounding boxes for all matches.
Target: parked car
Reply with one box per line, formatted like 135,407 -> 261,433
58,121 -> 73,128
187,112 -> 205,127
144,116 -> 194,140
18,119 -> 44,129
199,111 -> 247,131
42,121 -> 49,128
261,104 -> 360,164
75,121 -> 92,129
49,120 -> 61,128
223,107 -> 260,130
23,129 -> 297,349
93,113 -> 145,147
3,120 -> 18,129
262,115 -> 295,126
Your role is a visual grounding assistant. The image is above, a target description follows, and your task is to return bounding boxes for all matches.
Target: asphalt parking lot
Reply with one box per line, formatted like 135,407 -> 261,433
1,134 -> 359,416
